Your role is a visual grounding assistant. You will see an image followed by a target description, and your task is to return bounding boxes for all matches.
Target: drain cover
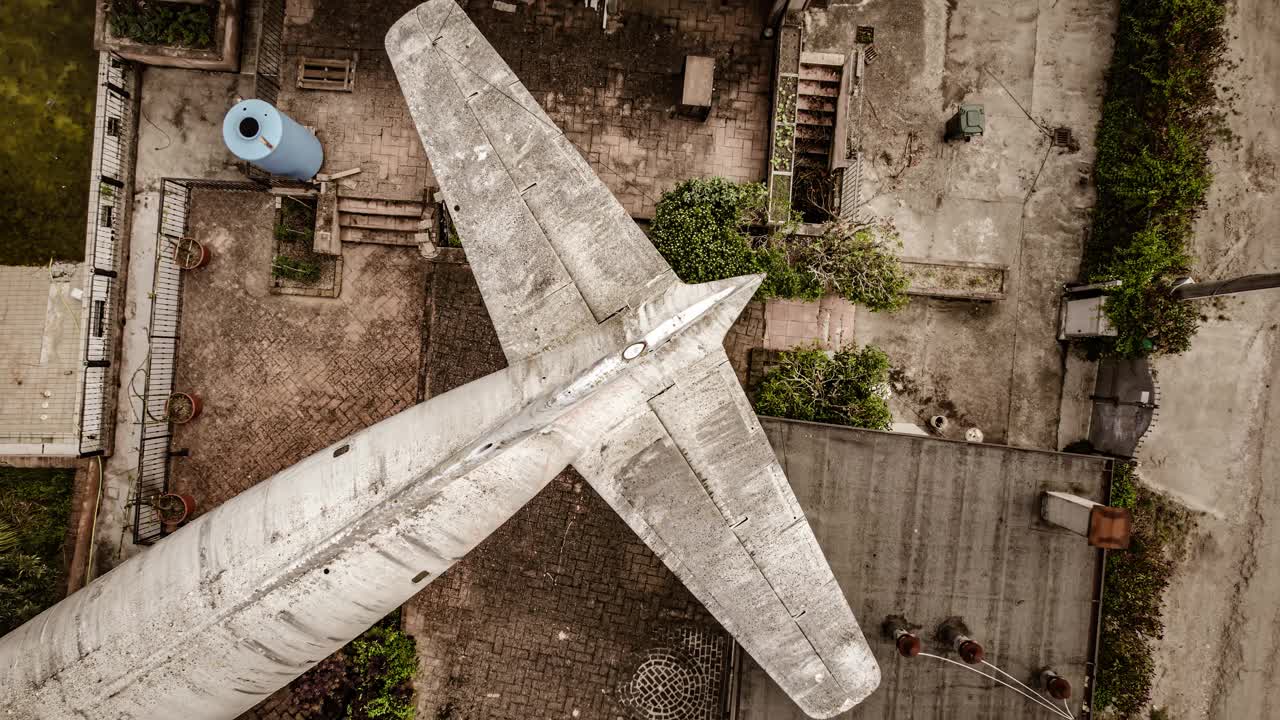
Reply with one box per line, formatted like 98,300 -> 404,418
620,648 -> 708,720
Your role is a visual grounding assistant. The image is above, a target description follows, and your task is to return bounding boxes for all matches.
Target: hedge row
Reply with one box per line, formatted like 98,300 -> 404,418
1086,0 -> 1229,356
1095,463 -> 1191,717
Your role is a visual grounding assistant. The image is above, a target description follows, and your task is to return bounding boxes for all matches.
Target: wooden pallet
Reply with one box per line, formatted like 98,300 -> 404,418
297,56 -> 356,92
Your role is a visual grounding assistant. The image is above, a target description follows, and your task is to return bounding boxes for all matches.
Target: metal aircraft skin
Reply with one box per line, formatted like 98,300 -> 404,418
0,2 -> 879,717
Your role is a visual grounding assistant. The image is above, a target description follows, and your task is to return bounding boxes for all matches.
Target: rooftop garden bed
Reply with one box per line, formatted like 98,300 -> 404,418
271,195 -> 341,297
107,0 -> 216,50
95,0 -> 241,72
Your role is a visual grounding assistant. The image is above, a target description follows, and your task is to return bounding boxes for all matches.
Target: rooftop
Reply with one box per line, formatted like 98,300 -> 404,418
739,418 -> 1110,719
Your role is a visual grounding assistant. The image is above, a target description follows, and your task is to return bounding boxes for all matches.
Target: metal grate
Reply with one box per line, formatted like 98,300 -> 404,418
621,649 -> 708,720
618,626 -> 731,720
254,0 -> 285,105
1053,126 -> 1074,147
864,45 -> 879,64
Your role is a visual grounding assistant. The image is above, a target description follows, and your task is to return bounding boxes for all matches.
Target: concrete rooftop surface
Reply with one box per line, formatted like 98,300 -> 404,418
0,265 -> 85,455
738,418 -> 1109,720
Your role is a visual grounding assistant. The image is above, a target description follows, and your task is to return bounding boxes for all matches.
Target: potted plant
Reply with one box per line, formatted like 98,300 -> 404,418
174,237 -> 210,270
154,493 -> 195,533
165,391 -> 202,424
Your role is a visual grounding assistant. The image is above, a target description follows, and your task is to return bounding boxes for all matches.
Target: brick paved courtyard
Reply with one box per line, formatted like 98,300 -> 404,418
280,0 -> 772,217
168,189 -> 427,510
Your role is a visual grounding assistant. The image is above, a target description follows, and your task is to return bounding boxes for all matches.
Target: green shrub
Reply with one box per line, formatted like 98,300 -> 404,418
347,625 -> 418,720
0,467 -> 73,633
272,255 -> 321,283
649,177 -> 907,310
1095,461 -> 1191,717
795,221 -> 909,312
1084,0 -> 1229,356
755,345 -> 893,430
0,553 -> 57,634
282,615 -> 419,719
108,0 -> 216,49
649,177 -> 782,290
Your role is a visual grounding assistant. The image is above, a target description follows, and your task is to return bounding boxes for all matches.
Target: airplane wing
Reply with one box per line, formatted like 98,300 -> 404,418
574,355 -> 880,718
387,0 -> 676,363
387,4 -> 879,716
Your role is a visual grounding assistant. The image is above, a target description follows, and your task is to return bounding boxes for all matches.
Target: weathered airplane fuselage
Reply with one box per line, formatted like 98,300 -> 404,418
0,276 -> 759,719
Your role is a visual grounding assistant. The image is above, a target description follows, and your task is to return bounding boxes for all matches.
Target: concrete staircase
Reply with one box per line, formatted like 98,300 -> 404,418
312,185 -> 438,256
795,53 -> 844,171
337,196 -> 433,246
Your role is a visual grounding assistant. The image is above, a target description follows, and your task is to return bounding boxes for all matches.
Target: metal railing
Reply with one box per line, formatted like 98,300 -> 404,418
133,178 -> 274,544
78,54 -> 138,458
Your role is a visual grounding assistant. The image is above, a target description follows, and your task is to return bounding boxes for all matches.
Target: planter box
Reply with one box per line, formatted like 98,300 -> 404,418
95,0 -> 241,73
900,257 -> 1007,301
767,23 -> 802,225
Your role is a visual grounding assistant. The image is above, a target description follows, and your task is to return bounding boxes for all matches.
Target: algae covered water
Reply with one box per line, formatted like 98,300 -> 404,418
0,0 -> 96,265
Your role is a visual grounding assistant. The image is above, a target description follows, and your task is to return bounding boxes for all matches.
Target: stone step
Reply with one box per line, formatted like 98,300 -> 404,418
341,227 -> 421,246
795,124 -> 832,140
337,197 -> 425,217
798,79 -> 840,97
798,96 -> 837,113
797,109 -> 835,127
338,213 -> 419,232
799,67 -> 841,83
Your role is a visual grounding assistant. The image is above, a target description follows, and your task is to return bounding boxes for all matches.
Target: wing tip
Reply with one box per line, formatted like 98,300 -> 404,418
386,0 -> 453,60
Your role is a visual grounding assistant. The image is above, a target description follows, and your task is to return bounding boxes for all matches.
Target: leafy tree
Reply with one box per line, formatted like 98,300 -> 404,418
650,177 -> 819,299
754,345 -> 893,430
794,220 -> 909,312
649,177 -> 908,311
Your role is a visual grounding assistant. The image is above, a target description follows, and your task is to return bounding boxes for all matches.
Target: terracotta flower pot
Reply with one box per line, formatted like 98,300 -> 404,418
166,392 -> 202,424
156,493 -> 195,534
174,237 -> 210,270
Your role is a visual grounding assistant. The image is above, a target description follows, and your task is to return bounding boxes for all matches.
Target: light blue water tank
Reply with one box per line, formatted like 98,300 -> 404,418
222,99 -> 323,181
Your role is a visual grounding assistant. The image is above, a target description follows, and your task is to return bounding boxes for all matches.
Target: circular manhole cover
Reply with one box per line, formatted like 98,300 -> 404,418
620,648 -> 708,720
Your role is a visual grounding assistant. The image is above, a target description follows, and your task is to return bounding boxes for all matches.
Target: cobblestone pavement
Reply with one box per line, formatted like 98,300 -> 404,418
281,0 -> 773,217
168,189 -> 427,511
